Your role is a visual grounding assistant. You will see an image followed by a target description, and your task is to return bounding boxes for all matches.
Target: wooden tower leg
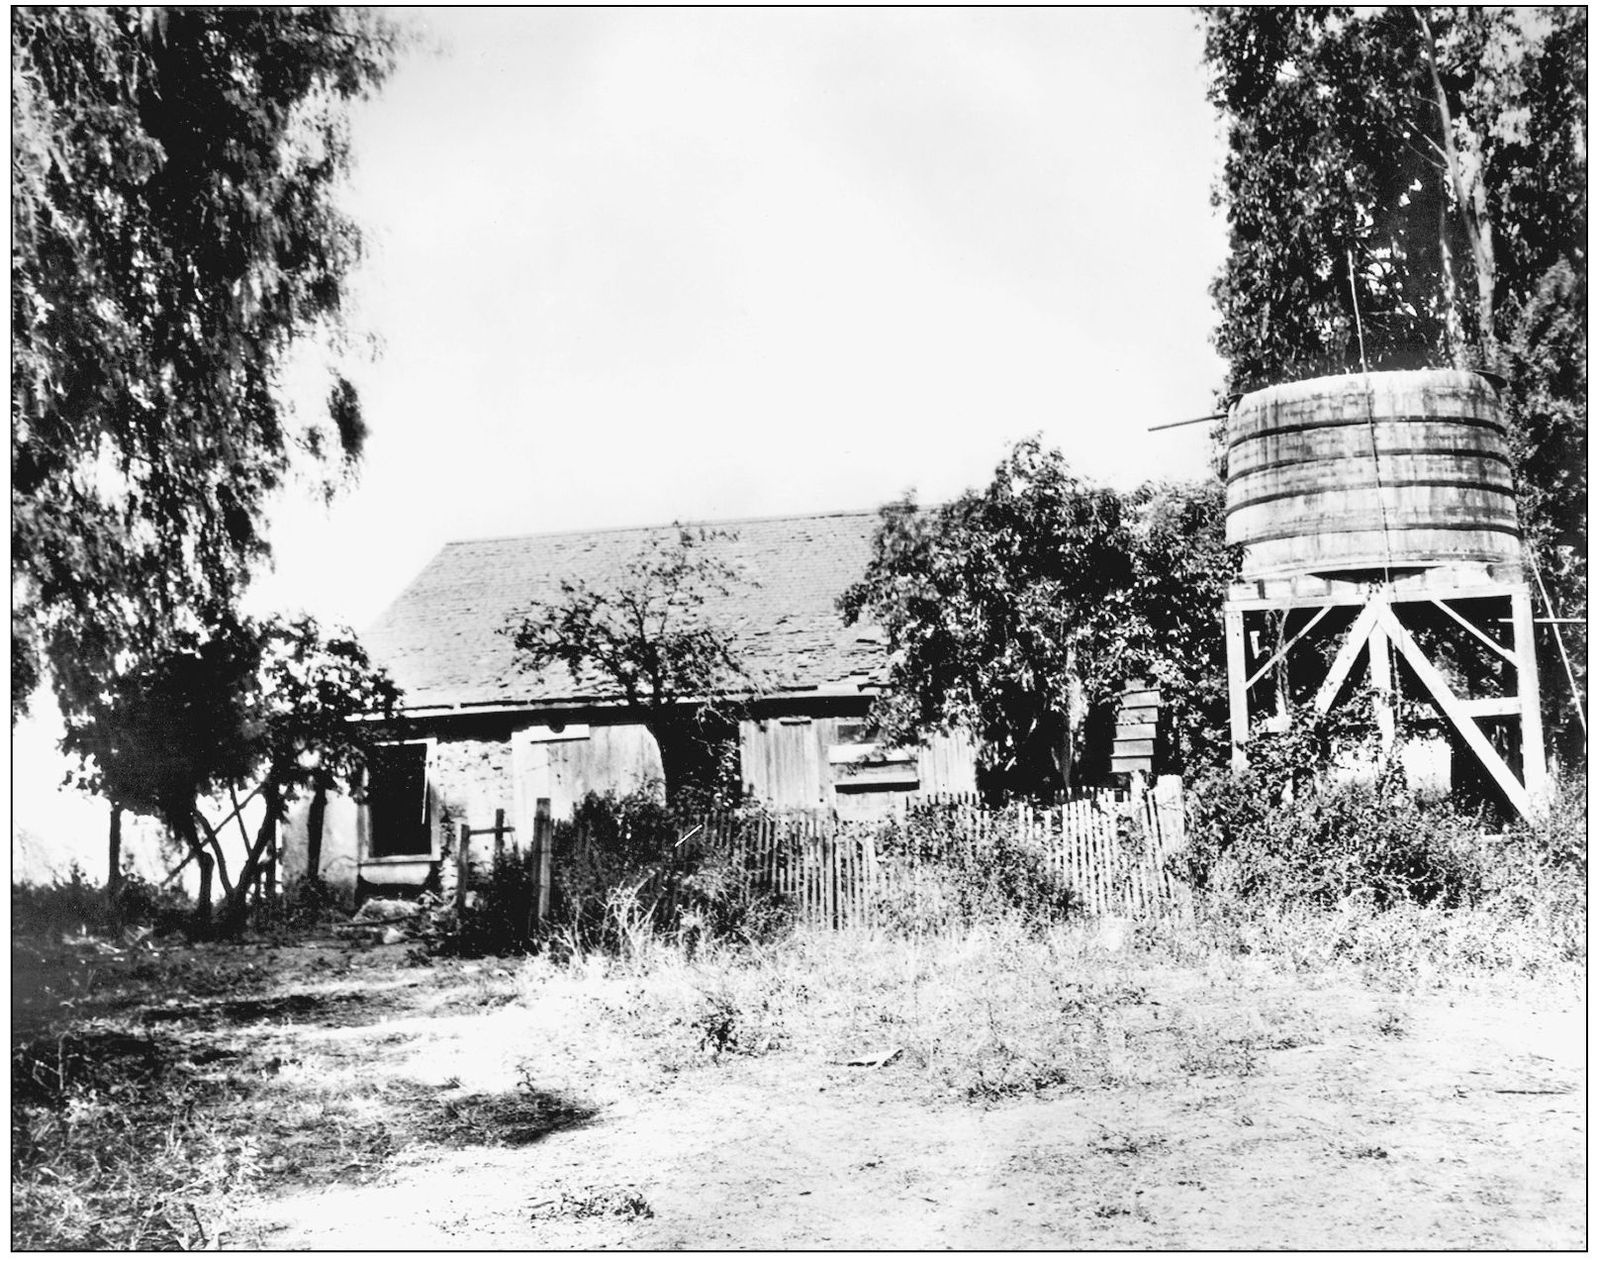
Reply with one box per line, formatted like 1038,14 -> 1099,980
1225,606 -> 1249,770
1377,604 -> 1535,820
1510,587 -> 1549,805
1367,620 -> 1395,760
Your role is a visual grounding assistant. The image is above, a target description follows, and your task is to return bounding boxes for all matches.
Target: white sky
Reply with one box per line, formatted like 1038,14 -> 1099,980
16,7 -> 1231,874
250,6 -> 1228,633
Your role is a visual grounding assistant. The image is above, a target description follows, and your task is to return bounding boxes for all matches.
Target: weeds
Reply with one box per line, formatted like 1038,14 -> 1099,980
529,1186 -> 654,1221
1091,1130 -> 1167,1157
872,804 -> 1081,934
12,772 -> 1583,1249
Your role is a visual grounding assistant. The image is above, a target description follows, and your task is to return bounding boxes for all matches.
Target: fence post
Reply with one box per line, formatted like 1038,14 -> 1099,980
533,798 -> 553,928
455,822 -> 471,917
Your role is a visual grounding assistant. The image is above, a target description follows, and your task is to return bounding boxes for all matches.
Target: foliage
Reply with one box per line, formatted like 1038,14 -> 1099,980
871,803 -> 1081,933
1181,766 -> 1485,910
445,847 -> 543,957
1203,6 -> 1585,385
840,439 -> 1134,799
12,7 -> 403,722
841,441 -> 1237,797
1477,771 -> 1586,952
60,614 -> 400,929
61,620 -> 264,831
508,528 -> 756,708
1202,6 -> 1587,745
506,528 -> 760,805
446,790 -> 787,957
280,875 -> 354,927
1111,480 -> 1239,772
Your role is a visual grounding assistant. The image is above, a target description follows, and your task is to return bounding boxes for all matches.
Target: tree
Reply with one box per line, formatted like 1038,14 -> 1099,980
506,528 -> 762,807
63,615 -> 400,930
1113,480 -> 1238,774
218,616 -> 402,930
12,8 -> 402,725
1202,5 -> 1586,752
840,439 -> 1138,801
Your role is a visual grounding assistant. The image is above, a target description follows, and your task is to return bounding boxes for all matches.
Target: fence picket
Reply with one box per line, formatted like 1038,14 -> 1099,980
663,785 -> 1186,928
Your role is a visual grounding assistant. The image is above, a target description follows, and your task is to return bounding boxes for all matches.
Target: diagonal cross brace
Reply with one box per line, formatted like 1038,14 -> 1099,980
1375,604 -> 1536,820
1313,599 -> 1384,715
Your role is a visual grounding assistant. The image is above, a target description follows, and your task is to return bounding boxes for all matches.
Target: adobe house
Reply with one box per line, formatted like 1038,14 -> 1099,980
280,510 -> 977,894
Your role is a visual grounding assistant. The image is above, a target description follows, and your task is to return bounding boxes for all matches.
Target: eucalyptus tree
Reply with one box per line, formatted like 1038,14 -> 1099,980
1202,6 -> 1586,750
12,7 -> 404,724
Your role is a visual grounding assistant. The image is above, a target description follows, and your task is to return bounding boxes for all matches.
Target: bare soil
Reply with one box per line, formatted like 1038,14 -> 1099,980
12,931 -> 1584,1250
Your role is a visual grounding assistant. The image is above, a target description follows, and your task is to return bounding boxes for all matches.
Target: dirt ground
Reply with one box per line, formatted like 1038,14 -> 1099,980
105,938 -> 1575,1252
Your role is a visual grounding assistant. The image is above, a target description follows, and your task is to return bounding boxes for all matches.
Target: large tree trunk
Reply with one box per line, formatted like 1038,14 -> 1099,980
1416,9 -> 1498,370
196,850 -> 214,929
106,802 -> 123,911
305,774 -> 330,883
650,712 -> 739,810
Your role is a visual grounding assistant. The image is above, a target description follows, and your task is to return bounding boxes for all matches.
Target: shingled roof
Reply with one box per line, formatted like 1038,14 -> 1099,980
365,510 -> 889,712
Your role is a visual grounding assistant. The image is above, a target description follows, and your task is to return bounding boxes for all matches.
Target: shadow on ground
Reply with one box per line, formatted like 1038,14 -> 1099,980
142,989 -> 390,1027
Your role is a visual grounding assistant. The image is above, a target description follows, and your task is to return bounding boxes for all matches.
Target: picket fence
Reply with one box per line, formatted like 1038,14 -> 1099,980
661,785 -> 1190,926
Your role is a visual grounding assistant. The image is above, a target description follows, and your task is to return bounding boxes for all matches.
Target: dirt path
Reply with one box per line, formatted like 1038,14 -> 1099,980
225,975 -> 1584,1250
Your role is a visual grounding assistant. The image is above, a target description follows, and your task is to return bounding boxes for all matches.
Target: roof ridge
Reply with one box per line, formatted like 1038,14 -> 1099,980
439,505 -> 885,549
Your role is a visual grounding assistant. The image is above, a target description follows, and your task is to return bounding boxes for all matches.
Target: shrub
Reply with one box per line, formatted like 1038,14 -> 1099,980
280,875 -> 350,927
12,867 -> 192,939
1476,772 -> 1586,962
442,846 -> 542,956
871,804 -> 1081,933
12,865 -> 106,937
444,790 -> 792,957
551,789 -> 684,938
1182,768 -> 1484,909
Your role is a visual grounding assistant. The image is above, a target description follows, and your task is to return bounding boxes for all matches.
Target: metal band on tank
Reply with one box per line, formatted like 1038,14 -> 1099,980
1226,411 -> 1509,451
1225,446 -> 1513,479
1228,519 -> 1521,548
1224,475 -> 1518,517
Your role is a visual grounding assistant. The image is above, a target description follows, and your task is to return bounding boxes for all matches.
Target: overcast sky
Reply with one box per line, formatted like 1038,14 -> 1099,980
250,6 -> 1229,633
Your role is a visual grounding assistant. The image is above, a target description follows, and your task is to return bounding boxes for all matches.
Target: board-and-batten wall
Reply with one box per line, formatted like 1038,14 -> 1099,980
738,718 -> 977,814
511,724 -> 665,829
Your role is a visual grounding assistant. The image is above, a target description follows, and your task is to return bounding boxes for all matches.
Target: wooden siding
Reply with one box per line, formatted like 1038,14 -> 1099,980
740,716 -> 841,809
740,718 -> 978,813
916,729 -> 979,797
512,723 -> 665,827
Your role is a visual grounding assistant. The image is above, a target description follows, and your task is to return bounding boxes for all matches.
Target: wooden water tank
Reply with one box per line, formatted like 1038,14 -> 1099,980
1226,369 -> 1522,580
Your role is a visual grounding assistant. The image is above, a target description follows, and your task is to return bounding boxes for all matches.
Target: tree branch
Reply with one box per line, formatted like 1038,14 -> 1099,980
193,810 -> 234,897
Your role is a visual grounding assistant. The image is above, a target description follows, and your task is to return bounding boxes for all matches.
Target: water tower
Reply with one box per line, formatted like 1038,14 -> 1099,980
1222,369 -> 1547,818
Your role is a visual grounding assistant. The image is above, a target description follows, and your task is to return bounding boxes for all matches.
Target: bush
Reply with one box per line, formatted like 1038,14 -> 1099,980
1476,772 -> 1586,962
280,875 -> 351,927
441,846 -> 541,956
871,804 -> 1081,933
12,866 -> 106,937
11,867 -> 191,939
1182,768 -> 1484,909
551,789 -> 684,937
443,790 -> 792,957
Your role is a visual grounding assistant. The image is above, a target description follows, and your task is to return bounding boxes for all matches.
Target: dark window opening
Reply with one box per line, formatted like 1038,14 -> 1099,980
367,743 -> 431,857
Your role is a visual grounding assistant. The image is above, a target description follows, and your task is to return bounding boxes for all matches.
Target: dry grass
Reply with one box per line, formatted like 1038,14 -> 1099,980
501,894 -> 1580,1107
9,940 -> 595,1250
10,889 -> 1583,1250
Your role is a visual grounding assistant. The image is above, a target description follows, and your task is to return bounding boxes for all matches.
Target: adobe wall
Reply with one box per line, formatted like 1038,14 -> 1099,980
279,730 -> 518,896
